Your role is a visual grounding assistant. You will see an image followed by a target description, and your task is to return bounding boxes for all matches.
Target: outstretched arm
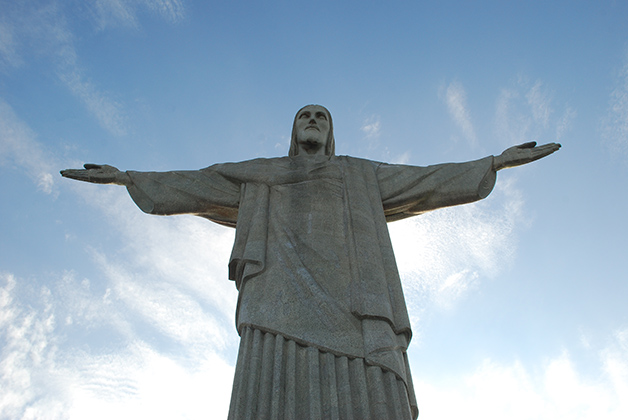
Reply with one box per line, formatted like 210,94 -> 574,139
60,164 -> 132,186
63,163 -> 242,225
493,141 -> 561,171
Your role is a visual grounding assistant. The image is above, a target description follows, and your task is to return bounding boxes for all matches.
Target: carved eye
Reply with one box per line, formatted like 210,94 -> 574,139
316,112 -> 327,120
299,112 -> 310,119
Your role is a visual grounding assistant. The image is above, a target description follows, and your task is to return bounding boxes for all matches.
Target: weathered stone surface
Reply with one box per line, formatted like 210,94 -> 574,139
61,104 -> 560,419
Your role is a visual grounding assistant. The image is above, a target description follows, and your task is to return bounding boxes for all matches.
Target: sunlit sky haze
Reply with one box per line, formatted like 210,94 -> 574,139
1,1 -> 628,419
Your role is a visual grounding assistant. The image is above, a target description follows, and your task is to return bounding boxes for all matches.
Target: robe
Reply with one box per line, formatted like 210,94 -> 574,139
125,154 -> 496,419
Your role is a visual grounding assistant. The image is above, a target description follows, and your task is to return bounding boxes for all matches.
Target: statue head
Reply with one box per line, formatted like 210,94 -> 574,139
289,105 -> 335,157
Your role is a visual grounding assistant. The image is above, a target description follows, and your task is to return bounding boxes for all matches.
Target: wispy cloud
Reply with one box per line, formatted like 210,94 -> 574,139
0,271 -> 234,419
414,331 -> 628,419
143,0 -> 186,23
58,69 -> 128,136
525,80 -> 553,128
6,259 -> 627,419
495,77 -> 572,147
89,0 -> 186,30
0,2 -> 128,135
0,273 -> 68,418
1,65 -> 237,416
389,177 -> 524,330
0,99 -> 57,194
0,8 -> 22,69
70,185 -> 239,354
1,176 -> 238,418
361,115 -> 381,139
0,0 -> 185,136
556,106 -> 577,141
442,80 -> 477,146
601,52 -> 628,161
495,87 -> 530,146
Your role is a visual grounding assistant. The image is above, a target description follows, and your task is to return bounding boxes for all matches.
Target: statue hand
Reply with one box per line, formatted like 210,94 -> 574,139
60,164 -> 131,186
493,141 -> 561,171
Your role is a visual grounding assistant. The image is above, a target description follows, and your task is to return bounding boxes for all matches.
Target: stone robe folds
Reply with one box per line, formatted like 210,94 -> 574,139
125,155 -> 496,419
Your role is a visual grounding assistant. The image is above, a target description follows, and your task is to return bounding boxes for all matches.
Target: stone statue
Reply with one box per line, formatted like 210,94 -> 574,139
61,105 -> 560,419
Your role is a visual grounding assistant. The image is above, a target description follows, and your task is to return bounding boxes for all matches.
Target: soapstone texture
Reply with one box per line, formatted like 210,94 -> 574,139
123,128 -> 496,420
61,105 -> 561,419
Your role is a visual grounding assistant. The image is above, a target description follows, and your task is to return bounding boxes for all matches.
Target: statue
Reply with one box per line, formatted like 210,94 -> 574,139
61,105 -> 560,419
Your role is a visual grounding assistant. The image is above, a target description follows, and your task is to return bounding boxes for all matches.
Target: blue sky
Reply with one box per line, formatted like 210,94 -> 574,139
1,0 -> 628,418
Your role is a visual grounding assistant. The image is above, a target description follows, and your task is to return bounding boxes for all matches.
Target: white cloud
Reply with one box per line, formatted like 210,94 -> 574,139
415,338 -> 628,419
390,177 -> 524,328
84,186 -> 237,319
442,80 -> 477,146
0,1 -> 185,137
0,2 -> 128,136
602,52 -> 628,160
361,115 -> 381,139
556,106 -> 576,141
359,114 -> 416,164
144,0 -> 186,23
90,0 -> 142,29
391,151 -> 411,164
0,270 -> 235,420
0,96 -> 237,416
0,273 -> 68,419
5,267 -> 628,419
495,78 -> 572,148
65,345 -> 233,419
59,69 -> 128,136
1,131 -> 243,418
0,99 -> 57,194
89,0 -> 185,30
63,184 -> 239,360
525,80 -> 553,128
495,87 -> 530,146
0,10 -> 22,69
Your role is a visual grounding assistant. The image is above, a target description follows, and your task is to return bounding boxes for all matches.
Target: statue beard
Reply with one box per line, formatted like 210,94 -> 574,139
298,138 -> 325,155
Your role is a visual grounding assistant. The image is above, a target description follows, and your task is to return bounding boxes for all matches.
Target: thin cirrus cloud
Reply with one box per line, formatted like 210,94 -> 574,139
0,102 -> 238,418
361,115 -> 381,139
602,52 -> 628,161
525,80 -> 553,129
69,183 -> 240,355
0,99 -> 56,194
0,273 -> 67,418
1,180 -> 239,419
0,2 -> 126,136
494,77 -> 573,148
390,177 -> 524,326
0,0 -> 185,137
359,115 -> 411,164
442,80 -> 477,146
0,272 -> 235,420
415,338 -> 628,419
394,77 -> 571,330
89,0 -> 186,29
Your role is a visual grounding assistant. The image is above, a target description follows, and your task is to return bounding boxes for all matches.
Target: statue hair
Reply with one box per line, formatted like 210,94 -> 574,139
289,105 -> 335,157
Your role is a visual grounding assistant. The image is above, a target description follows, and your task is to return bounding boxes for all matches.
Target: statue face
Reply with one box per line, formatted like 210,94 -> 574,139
294,105 -> 330,156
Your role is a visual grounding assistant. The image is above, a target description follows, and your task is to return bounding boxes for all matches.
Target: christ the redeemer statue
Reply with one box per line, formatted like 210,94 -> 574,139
62,105 -> 560,419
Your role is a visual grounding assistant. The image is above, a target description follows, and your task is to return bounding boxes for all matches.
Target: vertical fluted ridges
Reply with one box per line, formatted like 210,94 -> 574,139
228,327 -> 415,420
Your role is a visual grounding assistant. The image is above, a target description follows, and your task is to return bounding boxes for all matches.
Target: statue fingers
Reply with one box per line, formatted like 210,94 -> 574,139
527,143 -> 561,161
60,169 -> 91,181
538,143 -> 562,154
517,141 -> 537,149
83,163 -> 103,170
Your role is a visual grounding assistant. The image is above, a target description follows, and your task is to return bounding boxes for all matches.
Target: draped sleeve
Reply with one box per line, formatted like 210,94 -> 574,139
125,164 -> 243,228
377,156 -> 497,222
124,158 -> 293,286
